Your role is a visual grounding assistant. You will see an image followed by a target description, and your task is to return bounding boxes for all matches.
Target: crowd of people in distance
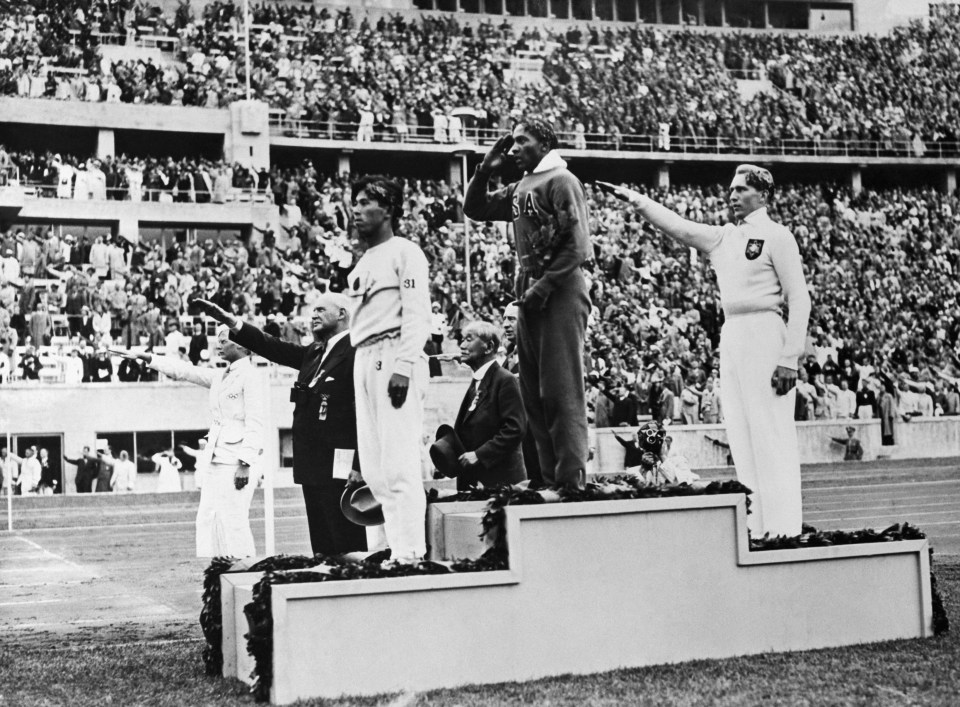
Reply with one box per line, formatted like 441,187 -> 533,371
2,163 -> 959,426
0,146 -> 267,201
1,439 -> 186,496
1,444 -> 61,496
2,2 -> 959,154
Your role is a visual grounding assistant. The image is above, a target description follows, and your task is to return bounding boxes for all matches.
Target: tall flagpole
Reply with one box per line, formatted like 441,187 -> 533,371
243,0 -> 251,102
259,366 -> 275,556
5,429 -> 12,532
461,152 -> 471,308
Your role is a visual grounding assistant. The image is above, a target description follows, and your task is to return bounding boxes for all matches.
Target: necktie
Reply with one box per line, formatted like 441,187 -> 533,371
466,379 -> 478,411
308,342 -> 328,387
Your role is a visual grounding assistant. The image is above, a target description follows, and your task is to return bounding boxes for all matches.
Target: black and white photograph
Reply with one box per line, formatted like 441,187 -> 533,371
1,0 -> 958,704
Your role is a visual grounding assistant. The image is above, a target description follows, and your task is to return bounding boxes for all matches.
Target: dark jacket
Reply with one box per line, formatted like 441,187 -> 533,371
65,454 -> 98,493
232,323 -> 357,485
454,361 -> 526,490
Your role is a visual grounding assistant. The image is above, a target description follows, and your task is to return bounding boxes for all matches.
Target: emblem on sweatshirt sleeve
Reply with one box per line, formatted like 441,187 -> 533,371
745,239 -> 765,260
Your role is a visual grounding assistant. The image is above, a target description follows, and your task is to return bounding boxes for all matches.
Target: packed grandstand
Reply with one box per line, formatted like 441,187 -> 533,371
2,1 -> 960,153
1,0 -> 959,429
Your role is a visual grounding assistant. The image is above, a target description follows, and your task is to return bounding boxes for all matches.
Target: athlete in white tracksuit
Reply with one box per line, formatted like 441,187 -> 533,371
346,177 -> 432,562
605,165 -> 811,537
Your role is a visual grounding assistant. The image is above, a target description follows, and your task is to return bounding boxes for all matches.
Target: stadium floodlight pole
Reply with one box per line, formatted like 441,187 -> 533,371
452,143 -> 476,307
243,0 -> 251,102
5,429 -> 11,532
258,365 -> 275,556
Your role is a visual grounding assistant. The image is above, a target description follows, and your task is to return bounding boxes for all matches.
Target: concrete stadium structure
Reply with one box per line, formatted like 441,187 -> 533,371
3,376 -> 958,494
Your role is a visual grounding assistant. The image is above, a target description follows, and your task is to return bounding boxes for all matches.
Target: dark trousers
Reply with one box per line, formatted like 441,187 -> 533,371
301,482 -> 367,556
517,269 -> 590,488
521,427 -> 542,488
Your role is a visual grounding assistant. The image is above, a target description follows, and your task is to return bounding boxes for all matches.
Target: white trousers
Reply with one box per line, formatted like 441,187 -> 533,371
354,337 -> 428,561
196,462 -> 258,558
720,313 -> 802,537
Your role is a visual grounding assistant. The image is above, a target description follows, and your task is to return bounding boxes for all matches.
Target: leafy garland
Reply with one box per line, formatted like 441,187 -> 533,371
199,557 -> 238,676
749,522 -> 928,551
199,554 -> 320,676
203,478 -> 949,702
244,552 -> 506,702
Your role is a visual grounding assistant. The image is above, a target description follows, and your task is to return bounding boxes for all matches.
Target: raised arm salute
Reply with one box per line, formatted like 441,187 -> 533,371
603,166 -> 812,538
134,327 -> 265,558
193,295 -> 367,557
464,119 -> 592,490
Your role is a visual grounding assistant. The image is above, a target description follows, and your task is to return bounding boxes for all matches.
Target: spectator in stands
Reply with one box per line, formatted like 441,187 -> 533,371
19,344 -> 41,380
63,348 -> 84,383
28,300 -> 52,346
187,321 -> 208,364
88,345 -> 114,382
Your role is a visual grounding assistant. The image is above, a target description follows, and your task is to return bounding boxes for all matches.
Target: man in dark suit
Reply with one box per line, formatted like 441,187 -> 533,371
77,305 -> 96,342
64,446 -> 97,493
193,293 -> 366,556
453,321 -> 527,490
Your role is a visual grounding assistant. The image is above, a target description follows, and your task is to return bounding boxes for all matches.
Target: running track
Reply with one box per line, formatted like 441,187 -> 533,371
2,458 -> 957,637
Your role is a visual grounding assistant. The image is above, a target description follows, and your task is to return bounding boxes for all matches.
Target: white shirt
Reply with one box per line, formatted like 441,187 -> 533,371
346,237 -> 431,378
472,359 -> 495,383
320,330 -> 349,367
637,201 -> 811,369
19,457 -> 41,492
111,459 -> 136,492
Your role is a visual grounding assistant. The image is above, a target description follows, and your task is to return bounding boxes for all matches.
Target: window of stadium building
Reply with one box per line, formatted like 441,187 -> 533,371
768,1 -> 808,29
638,0 -> 658,23
530,0 -> 550,17
725,0 -> 765,27
616,0 -> 637,21
97,430 -> 206,473
661,0 -> 682,23
412,0 -> 847,25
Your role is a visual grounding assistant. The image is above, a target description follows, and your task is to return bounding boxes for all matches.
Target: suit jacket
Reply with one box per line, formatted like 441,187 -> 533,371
233,323 -> 357,486
454,361 -> 526,490
149,355 -> 265,469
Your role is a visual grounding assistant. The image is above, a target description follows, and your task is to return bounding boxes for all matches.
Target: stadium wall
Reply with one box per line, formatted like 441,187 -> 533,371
2,379 -> 957,493
0,98 -> 270,170
166,0 -> 929,33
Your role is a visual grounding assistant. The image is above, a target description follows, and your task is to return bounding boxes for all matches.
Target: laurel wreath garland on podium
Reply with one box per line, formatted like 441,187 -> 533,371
199,478 -> 949,702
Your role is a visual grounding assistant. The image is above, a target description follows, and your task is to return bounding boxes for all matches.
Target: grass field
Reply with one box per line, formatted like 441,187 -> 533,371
2,560 -> 956,707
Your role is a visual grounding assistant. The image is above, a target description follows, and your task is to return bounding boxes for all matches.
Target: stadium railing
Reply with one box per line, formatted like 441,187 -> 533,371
267,116 -> 960,159
8,180 -> 271,203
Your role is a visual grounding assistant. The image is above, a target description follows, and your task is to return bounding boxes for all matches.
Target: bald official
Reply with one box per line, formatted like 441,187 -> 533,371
602,165 -> 811,537
194,294 -> 368,556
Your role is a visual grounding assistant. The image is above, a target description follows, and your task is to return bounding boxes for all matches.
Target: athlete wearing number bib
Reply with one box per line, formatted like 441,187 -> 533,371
346,178 -> 432,562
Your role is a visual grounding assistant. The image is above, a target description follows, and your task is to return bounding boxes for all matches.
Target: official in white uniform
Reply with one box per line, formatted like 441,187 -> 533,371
137,327 -> 265,557
346,176 -> 432,563
604,165 -> 811,537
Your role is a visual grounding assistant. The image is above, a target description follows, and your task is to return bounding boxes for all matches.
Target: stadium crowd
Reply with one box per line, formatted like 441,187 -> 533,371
2,2 -> 959,154
2,166 -> 959,425
0,146 -> 267,201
